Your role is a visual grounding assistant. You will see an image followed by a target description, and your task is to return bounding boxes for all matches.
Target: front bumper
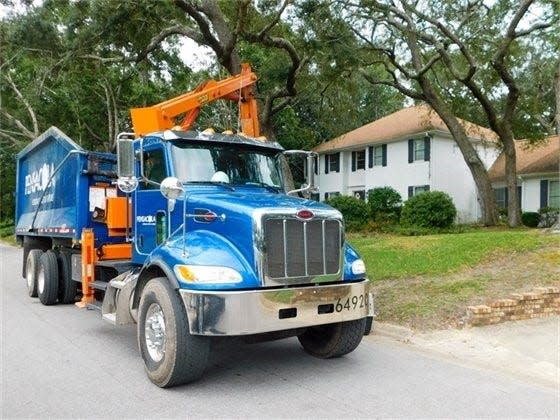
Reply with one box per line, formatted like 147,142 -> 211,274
179,280 -> 373,336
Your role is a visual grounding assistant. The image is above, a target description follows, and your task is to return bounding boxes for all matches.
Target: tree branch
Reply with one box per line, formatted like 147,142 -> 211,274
4,72 -> 39,136
0,109 -> 36,140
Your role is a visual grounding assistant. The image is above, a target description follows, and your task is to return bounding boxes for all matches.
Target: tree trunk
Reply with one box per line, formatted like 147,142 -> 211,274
554,61 -> 560,134
501,133 -> 521,226
420,86 -> 498,225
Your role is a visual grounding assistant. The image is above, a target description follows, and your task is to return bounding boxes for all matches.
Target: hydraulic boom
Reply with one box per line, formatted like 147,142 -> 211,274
130,63 -> 260,137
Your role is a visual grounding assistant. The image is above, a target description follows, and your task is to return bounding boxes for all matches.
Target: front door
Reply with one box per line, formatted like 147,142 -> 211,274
133,147 -> 168,261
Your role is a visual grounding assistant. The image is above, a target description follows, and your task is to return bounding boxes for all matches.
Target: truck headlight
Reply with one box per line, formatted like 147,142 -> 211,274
174,265 -> 242,284
351,259 -> 366,276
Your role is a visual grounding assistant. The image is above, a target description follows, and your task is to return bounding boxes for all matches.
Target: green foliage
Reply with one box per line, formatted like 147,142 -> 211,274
521,212 -> 540,228
367,187 -> 402,223
401,191 -> 457,229
325,195 -> 368,231
0,219 -> 14,238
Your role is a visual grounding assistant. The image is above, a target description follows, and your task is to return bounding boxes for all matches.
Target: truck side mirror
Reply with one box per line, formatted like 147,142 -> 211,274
116,134 -> 138,193
160,177 -> 184,213
284,150 -> 318,198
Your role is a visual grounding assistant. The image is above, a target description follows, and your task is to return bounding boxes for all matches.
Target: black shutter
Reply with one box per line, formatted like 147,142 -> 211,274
324,192 -> 328,201
540,180 -> 548,208
351,151 -> 356,171
504,187 -> 509,208
314,156 -> 318,175
408,139 -> 413,163
424,136 -> 431,161
325,155 -> 329,174
382,144 -> 387,167
334,153 -> 340,172
368,147 -> 373,168
408,186 -> 413,198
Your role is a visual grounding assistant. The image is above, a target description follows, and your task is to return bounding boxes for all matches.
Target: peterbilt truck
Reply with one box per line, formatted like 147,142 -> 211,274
15,64 -> 373,387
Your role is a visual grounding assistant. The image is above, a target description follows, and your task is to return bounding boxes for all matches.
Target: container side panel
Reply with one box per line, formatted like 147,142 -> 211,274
16,130 -> 85,237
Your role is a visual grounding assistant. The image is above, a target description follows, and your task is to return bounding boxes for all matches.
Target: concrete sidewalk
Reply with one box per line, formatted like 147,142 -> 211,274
371,316 -> 560,389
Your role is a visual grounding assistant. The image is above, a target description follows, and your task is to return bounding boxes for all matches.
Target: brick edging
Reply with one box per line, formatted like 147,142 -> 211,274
467,286 -> 560,326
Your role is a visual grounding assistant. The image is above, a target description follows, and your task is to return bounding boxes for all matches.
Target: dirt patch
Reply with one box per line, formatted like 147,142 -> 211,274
372,242 -> 560,331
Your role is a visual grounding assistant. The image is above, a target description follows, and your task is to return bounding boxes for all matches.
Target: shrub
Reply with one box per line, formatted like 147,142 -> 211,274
368,187 -> 402,223
538,207 -> 559,228
401,191 -> 457,228
326,195 -> 369,230
521,212 -> 540,228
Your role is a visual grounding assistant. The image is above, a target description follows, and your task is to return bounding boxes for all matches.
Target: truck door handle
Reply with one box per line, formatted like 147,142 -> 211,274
138,234 -> 144,248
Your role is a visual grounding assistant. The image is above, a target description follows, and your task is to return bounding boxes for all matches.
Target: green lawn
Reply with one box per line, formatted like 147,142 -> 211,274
349,229 -> 559,282
349,229 -> 560,329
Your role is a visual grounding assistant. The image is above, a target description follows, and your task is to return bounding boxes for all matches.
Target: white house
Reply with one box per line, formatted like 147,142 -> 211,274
312,104 -> 502,223
488,135 -> 559,211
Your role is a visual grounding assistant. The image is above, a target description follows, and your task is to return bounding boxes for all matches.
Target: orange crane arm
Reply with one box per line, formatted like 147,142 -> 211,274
130,63 -> 260,138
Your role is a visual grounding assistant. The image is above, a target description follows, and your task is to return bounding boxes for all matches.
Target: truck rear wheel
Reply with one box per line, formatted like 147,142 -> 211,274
22,237 -> 50,278
138,277 -> 209,387
57,251 -> 77,304
38,250 -> 59,305
26,249 -> 43,297
298,318 -> 366,359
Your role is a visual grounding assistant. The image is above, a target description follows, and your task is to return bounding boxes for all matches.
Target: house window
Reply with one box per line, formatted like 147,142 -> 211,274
494,187 -> 507,210
494,186 -> 522,209
351,150 -> 366,171
353,190 -> 366,200
408,137 -> 431,163
408,185 -> 430,198
324,153 -> 340,174
369,144 -> 387,167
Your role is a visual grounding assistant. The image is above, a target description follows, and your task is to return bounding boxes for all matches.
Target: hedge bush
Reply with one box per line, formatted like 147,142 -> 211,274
326,195 -> 369,230
368,187 -> 402,223
521,212 -> 540,228
401,191 -> 457,228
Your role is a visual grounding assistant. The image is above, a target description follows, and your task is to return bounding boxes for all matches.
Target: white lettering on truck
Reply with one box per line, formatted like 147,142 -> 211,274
25,163 -> 56,195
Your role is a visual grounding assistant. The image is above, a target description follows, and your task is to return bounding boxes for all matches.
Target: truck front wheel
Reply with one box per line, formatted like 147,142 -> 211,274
298,318 -> 366,359
138,277 -> 209,388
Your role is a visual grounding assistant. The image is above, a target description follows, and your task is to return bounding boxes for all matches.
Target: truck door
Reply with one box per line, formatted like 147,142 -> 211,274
134,147 -> 168,257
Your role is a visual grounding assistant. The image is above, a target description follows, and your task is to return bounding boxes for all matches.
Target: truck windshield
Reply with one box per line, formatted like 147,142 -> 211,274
171,143 -> 283,189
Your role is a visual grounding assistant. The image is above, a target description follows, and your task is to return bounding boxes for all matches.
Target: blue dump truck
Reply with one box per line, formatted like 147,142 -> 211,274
15,66 -> 373,388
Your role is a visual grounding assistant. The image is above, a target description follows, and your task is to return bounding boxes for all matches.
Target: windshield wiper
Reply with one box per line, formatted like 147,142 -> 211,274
188,181 -> 236,191
244,182 -> 281,193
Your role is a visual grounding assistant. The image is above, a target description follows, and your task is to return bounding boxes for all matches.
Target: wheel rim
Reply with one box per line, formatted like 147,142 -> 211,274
26,258 -> 34,291
144,303 -> 166,363
37,265 -> 45,294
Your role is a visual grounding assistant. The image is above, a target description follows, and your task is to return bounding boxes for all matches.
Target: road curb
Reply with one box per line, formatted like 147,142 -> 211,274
372,321 -> 415,341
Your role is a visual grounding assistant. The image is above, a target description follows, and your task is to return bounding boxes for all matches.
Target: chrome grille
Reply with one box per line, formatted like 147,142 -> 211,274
263,217 -> 342,282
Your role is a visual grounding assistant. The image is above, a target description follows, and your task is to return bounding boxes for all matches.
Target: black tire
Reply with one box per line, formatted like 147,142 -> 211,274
57,251 -> 77,304
22,237 -> 50,278
25,249 -> 43,298
38,250 -> 59,305
138,277 -> 210,387
364,316 -> 374,336
298,318 -> 367,359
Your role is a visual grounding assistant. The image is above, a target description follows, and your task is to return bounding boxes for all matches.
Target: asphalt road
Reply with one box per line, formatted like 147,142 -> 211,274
1,242 -> 557,418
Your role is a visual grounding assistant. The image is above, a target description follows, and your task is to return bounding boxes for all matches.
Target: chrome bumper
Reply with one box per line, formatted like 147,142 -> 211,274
179,280 -> 373,336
